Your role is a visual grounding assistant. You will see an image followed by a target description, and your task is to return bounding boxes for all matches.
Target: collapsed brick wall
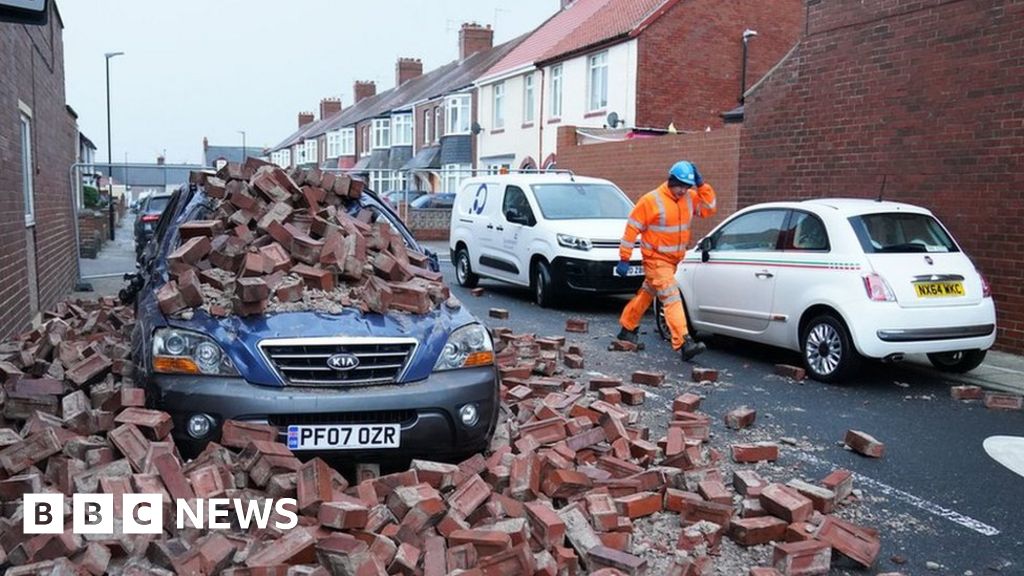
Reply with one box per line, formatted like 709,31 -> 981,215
556,125 -> 740,241
739,0 -> 1024,352
634,0 -> 804,131
408,208 -> 452,242
0,8 -> 79,341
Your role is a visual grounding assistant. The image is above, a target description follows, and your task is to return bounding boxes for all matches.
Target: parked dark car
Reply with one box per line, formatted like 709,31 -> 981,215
410,193 -> 456,209
131,184 -> 498,461
134,192 -> 173,259
382,190 -> 427,208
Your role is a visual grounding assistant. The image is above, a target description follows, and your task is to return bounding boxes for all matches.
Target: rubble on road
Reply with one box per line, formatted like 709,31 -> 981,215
157,162 -> 450,318
844,430 -> 886,458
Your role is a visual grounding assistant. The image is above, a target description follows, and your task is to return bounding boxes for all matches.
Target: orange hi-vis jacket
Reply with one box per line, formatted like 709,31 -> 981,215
619,182 -> 718,265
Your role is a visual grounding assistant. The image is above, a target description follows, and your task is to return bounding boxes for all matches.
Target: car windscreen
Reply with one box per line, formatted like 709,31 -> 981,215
146,196 -> 171,213
530,183 -> 632,220
848,212 -> 959,253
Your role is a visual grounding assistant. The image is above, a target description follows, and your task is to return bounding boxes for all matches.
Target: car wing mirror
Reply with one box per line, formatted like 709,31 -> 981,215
699,237 -> 711,262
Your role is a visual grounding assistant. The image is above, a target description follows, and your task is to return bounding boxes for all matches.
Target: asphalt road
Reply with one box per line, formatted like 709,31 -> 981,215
441,262 -> 1024,575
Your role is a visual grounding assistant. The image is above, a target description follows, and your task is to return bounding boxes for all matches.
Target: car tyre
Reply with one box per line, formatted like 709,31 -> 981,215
532,260 -> 559,308
927,349 -> 987,373
655,291 -> 700,342
454,247 -> 479,288
801,313 -> 859,383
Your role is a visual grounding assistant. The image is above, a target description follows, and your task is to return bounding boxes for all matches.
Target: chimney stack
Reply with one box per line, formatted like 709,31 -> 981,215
354,81 -> 377,103
157,155 -> 165,166
320,97 -> 342,119
298,112 -> 315,128
202,136 -> 208,151
396,58 -> 423,87
459,23 -> 493,60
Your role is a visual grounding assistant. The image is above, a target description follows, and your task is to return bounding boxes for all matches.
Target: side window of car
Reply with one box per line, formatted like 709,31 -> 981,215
711,210 -> 788,251
783,211 -> 830,251
502,186 -> 536,226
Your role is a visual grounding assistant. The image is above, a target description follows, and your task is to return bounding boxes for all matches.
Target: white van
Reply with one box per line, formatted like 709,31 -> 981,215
448,174 -> 644,307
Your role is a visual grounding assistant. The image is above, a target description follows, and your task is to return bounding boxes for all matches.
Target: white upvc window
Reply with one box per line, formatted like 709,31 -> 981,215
361,126 -> 370,156
280,148 -> 291,167
392,113 -> 413,146
446,94 -> 471,135
423,110 -> 432,146
588,51 -> 609,112
294,144 -> 305,166
442,163 -> 470,192
492,82 -> 505,130
550,64 -> 563,118
370,170 -> 396,193
327,131 -> 342,158
304,139 -> 318,164
340,128 -> 355,156
372,118 -> 391,149
20,113 -> 34,226
523,73 -> 535,124
434,107 -> 442,141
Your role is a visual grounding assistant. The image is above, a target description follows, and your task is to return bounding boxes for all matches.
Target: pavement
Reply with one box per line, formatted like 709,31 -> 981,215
438,261 -> 1023,574
72,214 -> 139,299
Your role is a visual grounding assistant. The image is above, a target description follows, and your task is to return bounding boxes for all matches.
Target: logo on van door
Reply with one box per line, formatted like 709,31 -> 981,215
471,184 -> 488,215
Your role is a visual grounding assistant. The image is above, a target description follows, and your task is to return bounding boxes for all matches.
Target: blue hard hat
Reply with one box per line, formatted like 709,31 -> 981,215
669,161 -> 696,186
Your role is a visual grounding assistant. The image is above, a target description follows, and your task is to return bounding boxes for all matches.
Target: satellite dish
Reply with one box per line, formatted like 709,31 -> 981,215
606,111 -> 621,127
471,122 -> 482,135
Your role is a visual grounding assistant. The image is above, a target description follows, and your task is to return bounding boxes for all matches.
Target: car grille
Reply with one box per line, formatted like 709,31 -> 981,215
266,410 -> 416,427
259,337 -> 417,387
592,239 -> 639,249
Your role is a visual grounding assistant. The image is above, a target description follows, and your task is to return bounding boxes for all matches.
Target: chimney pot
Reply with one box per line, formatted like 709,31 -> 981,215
396,57 -> 424,87
354,81 -> 377,103
298,112 -> 315,128
459,22 -> 494,60
320,97 -> 342,119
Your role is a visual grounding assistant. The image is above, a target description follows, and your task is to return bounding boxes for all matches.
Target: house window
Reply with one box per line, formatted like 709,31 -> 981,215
523,73 -> 535,124
371,170 -> 397,193
442,163 -> 470,192
372,118 -> 390,149
20,113 -> 34,226
588,51 -> 609,112
493,82 -> 505,130
392,114 -> 413,146
446,95 -> 471,135
340,128 -> 354,156
423,110 -> 432,146
434,107 -> 441,142
549,64 -> 563,118
304,139 -> 318,165
361,126 -> 370,156
294,144 -> 305,166
327,131 -> 341,157
278,149 -> 291,167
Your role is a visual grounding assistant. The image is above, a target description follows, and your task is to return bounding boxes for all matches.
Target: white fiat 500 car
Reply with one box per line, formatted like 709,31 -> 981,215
666,199 -> 996,382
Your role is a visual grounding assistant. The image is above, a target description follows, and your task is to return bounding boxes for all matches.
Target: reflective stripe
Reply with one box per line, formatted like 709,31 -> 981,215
656,286 -> 678,297
627,218 -> 645,231
661,294 -> 682,305
703,197 -> 716,210
685,192 -> 694,217
656,243 -> 687,253
640,240 -> 657,251
648,223 -> 690,233
619,240 -> 635,250
642,283 -> 656,296
653,193 -> 667,228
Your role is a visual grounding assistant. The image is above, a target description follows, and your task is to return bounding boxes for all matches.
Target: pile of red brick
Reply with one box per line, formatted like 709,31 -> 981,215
157,160 -> 449,318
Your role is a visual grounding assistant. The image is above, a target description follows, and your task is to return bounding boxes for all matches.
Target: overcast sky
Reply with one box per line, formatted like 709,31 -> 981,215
62,0 -> 555,166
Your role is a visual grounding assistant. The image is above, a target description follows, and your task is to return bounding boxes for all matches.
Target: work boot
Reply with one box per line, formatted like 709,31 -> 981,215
680,335 -> 706,362
616,327 -> 645,350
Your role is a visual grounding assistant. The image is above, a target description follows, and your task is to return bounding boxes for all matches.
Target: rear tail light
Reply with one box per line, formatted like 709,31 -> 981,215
863,273 -> 895,302
141,214 -> 160,222
978,270 -> 992,298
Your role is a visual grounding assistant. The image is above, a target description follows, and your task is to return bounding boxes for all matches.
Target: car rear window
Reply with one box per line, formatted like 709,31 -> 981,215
147,196 -> 171,213
848,213 -> 959,253
531,183 -> 632,220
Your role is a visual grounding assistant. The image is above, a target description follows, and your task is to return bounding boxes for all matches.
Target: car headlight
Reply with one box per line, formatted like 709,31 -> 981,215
152,328 -> 238,376
557,234 -> 592,251
434,324 -> 494,372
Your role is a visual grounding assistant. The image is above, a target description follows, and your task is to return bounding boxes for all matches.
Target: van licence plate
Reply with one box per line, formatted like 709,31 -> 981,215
613,265 -> 645,277
286,424 -> 400,450
913,281 -> 964,298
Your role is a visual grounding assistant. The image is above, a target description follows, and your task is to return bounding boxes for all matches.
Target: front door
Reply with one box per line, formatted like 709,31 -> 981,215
692,209 -> 788,334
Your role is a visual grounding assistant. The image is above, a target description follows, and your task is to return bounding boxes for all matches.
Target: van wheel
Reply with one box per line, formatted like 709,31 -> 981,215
927,350 -> 987,373
801,314 -> 859,383
532,261 -> 559,308
455,248 -> 479,288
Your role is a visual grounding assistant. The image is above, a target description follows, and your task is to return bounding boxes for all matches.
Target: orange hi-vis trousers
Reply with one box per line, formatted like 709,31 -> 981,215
619,261 -> 688,350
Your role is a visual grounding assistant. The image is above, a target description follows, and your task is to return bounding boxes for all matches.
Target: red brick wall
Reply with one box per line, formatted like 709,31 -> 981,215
0,7 -> 78,341
739,0 -> 1024,352
635,0 -> 803,130
556,125 -> 740,241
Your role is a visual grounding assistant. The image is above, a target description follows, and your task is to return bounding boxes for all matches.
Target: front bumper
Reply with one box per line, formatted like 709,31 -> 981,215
148,366 -> 499,461
551,257 -> 644,294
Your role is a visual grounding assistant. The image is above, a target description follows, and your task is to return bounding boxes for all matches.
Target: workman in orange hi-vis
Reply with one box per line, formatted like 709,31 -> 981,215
615,160 -> 717,361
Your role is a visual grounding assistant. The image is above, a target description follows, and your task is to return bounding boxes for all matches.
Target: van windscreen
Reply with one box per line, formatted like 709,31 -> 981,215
531,183 -> 632,220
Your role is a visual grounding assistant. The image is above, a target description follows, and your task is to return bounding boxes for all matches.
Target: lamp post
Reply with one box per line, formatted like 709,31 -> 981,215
238,130 -> 247,163
739,29 -> 757,104
105,51 -> 124,240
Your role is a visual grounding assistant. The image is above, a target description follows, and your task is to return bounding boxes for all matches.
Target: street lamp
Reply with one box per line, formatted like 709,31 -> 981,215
237,130 -> 247,163
105,51 -> 124,241
739,29 -> 757,104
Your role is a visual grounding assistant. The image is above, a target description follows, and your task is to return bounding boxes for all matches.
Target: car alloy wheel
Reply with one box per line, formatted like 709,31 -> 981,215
805,322 -> 842,376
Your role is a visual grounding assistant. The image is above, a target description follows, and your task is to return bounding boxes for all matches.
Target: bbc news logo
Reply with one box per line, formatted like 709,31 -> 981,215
23,494 -> 298,534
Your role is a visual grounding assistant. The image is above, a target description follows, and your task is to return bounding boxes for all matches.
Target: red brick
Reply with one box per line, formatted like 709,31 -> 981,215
609,339 -> 638,352
749,568 -> 783,576
66,353 -> 112,387
724,406 -> 757,430
588,545 -> 647,575
760,484 -> 813,524
786,480 -> 835,514
984,392 -> 1023,411
814,516 -> 880,568
292,263 -> 335,292
731,516 -> 789,546
631,371 -> 664,386
297,458 -> 336,515
565,318 -> 589,333
950,385 -> 984,401
448,529 -> 512,558
692,367 -> 718,382
220,420 -> 278,449
673,393 -> 702,412
616,385 -> 645,406
114,408 -> 173,440
152,452 -> 195,501
563,354 -> 585,370
319,497 -> 370,530
168,236 -> 212,266
821,469 -> 853,502
774,364 -> 806,381
108,424 -> 150,472
682,498 -> 732,528
236,277 -> 270,303
447,474 -> 491,519
524,501 -> 566,548
731,442 -> 779,463
844,430 -> 885,458
489,308 -> 510,320
697,479 -> 732,505
541,469 -> 592,499
245,528 -> 316,567
733,470 -> 768,497
772,540 -> 831,576
614,491 -> 661,519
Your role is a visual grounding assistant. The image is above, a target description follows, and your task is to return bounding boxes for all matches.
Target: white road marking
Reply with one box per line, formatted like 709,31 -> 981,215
793,451 -> 1000,536
983,436 -> 1024,479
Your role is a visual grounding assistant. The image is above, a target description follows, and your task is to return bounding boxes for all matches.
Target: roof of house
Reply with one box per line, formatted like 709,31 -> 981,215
481,0 -> 675,80
204,145 -> 266,166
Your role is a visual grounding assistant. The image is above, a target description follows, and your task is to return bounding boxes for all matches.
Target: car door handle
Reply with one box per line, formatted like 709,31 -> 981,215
486,224 -> 494,230
495,226 -> 504,232
755,270 -> 774,279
